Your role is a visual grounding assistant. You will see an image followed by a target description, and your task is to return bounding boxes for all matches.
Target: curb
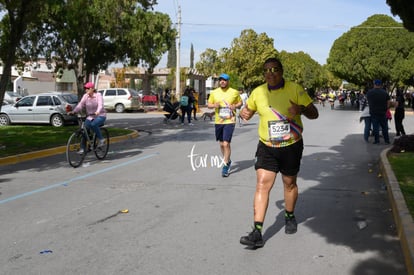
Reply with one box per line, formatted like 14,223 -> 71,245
0,130 -> 139,166
380,148 -> 414,275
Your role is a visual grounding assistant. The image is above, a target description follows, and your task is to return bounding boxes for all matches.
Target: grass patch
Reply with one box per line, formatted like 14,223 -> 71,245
388,152 -> 414,217
0,125 -> 134,158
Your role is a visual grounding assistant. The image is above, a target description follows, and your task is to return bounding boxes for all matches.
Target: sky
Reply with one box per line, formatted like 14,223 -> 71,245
153,0 -> 401,68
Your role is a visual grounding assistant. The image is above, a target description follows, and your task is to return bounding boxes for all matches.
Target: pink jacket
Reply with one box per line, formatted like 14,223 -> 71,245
73,92 -> 106,120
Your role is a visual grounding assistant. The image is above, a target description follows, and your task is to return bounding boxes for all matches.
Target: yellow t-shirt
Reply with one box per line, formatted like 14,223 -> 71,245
208,87 -> 242,124
246,82 -> 313,147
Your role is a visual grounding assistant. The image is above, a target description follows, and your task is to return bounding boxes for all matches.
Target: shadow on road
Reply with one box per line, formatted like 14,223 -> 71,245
263,131 -> 405,274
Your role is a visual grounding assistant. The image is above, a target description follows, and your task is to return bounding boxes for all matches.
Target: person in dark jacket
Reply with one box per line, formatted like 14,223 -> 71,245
180,86 -> 195,125
366,79 -> 391,144
394,88 -> 406,137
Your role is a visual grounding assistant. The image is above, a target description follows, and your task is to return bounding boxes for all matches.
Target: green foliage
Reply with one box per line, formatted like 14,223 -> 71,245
279,50 -> 324,91
196,29 -> 278,90
196,29 -> 328,91
195,48 -> 221,77
0,125 -> 133,157
221,29 -> 278,90
0,0 -> 174,99
0,0 -> 55,104
320,66 -> 343,90
167,40 -> 177,68
387,0 -> 414,32
128,11 -> 175,70
327,14 -> 414,87
190,43 -> 194,69
388,152 -> 414,217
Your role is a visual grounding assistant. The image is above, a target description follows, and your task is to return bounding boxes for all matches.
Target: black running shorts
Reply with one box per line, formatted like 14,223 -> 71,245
254,139 -> 304,176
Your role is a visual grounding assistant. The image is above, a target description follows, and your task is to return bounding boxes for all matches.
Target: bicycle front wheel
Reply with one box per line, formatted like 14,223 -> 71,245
94,128 -> 109,160
66,130 -> 86,168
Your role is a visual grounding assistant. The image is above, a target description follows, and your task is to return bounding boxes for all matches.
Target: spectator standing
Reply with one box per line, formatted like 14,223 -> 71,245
192,88 -> 199,120
239,57 -> 319,248
394,88 -> 406,137
207,73 -> 242,177
359,90 -> 371,142
180,87 -> 195,125
366,79 -> 391,144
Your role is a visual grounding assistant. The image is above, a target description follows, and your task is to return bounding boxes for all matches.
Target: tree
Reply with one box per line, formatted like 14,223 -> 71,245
0,0 -> 55,106
190,43 -> 194,69
3,0 -> 173,99
116,10 -> 175,93
327,14 -> 414,87
188,43 -> 195,87
196,29 -> 277,90
120,10 -> 175,71
386,0 -> 414,31
195,48 -> 220,77
167,39 -> 177,68
223,29 -> 278,90
279,50 -> 324,93
196,29 -> 332,91
321,67 -> 343,91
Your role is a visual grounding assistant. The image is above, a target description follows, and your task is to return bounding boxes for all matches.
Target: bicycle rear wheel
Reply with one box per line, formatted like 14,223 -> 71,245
94,128 -> 109,160
66,130 -> 86,168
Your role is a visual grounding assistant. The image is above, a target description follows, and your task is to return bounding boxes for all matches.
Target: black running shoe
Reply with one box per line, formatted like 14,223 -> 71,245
285,216 -> 297,234
240,228 -> 264,248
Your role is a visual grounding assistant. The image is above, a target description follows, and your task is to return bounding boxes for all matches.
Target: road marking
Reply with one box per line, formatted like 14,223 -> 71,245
0,153 -> 159,205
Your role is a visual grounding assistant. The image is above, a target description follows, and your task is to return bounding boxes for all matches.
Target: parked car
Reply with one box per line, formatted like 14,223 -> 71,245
0,92 -> 78,127
98,88 -> 141,113
4,91 -> 21,104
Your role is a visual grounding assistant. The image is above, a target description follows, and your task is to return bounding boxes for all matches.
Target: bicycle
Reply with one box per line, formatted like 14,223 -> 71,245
66,115 -> 110,168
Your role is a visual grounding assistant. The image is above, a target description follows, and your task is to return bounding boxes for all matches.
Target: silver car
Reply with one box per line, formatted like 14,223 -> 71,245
0,92 -> 78,127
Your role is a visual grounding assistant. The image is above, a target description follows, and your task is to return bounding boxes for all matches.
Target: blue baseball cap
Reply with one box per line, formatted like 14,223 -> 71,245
374,79 -> 382,86
219,73 -> 230,81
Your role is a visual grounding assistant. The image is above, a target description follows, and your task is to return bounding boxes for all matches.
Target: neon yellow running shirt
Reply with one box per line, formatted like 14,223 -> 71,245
208,87 -> 242,124
246,82 -> 313,147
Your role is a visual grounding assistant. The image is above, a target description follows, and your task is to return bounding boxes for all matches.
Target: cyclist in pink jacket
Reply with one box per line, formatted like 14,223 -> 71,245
71,82 -> 107,147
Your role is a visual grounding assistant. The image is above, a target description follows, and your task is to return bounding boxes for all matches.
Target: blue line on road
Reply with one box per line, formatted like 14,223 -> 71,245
0,153 -> 159,205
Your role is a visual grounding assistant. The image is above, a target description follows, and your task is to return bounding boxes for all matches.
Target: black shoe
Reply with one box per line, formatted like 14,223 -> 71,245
240,228 -> 264,248
285,216 -> 297,234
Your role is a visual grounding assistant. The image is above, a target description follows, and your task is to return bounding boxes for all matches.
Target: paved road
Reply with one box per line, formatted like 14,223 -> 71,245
0,103 -> 412,274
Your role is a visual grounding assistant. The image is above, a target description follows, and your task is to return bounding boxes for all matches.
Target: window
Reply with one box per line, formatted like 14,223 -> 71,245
16,96 -> 35,107
52,96 -> 62,105
105,90 -> 116,96
117,89 -> 127,96
36,96 -> 53,106
61,94 -> 78,104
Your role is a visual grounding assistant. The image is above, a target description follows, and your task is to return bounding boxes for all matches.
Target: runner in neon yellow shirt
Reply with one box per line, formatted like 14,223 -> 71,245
208,73 -> 242,177
246,81 -> 313,148
239,58 -> 318,248
208,84 -> 241,125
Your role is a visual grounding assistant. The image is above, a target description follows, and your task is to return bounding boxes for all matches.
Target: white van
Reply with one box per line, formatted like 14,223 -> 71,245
98,88 -> 141,113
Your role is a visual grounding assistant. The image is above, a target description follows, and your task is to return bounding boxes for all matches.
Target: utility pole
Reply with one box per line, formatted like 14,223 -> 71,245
175,5 -> 181,100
